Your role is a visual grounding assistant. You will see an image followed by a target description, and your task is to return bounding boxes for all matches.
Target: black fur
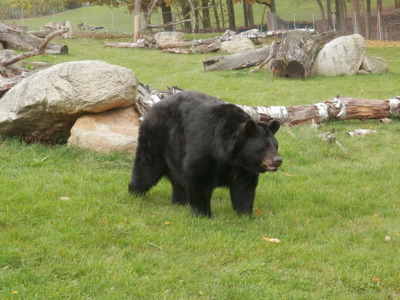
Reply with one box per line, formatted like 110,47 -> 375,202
129,91 -> 282,217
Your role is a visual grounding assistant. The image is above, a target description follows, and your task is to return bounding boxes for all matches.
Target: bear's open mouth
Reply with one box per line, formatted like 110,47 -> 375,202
261,160 -> 280,172
266,166 -> 278,172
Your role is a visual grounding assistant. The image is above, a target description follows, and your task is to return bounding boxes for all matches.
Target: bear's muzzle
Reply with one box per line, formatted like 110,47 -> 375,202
261,156 -> 282,172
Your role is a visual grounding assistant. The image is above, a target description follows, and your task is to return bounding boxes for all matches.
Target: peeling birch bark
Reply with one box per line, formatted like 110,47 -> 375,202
135,86 -> 400,125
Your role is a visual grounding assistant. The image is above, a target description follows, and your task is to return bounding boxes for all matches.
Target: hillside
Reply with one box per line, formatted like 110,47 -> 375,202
2,1 -> 396,35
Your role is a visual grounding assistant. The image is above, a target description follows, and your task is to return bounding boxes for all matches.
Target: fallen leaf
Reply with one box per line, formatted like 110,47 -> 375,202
385,236 -> 391,242
59,196 -> 70,201
255,208 -> 261,217
263,237 -> 281,243
372,277 -> 380,283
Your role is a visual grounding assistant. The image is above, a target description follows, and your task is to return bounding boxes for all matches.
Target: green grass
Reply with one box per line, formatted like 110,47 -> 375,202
1,37 -> 400,298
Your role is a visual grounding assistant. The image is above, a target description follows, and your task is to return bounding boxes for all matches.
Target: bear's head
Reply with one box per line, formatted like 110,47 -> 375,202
236,120 -> 282,174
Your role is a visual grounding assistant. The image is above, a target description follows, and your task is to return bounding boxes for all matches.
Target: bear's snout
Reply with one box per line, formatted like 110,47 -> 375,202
262,156 -> 282,172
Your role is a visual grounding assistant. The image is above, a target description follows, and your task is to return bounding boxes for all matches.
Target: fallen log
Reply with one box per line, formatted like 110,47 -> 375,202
105,42 -> 144,48
0,22 -> 68,54
162,48 -> 192,54
135,86 -> 400,125
1,29 -> 68,67
241,96 -> 400,125
202,46 -> 271,71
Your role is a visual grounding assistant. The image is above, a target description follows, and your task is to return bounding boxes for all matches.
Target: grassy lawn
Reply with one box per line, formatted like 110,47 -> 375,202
1,36 -> 400,298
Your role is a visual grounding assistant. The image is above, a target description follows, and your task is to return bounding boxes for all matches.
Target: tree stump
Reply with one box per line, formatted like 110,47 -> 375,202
269,31 -> 318,79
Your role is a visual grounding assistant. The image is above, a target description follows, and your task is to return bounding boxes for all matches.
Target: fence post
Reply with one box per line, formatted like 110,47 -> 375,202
377,11 -> 382,40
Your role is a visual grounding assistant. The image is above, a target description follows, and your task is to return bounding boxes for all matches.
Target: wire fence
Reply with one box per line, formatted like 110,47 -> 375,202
2,5 -> 399,41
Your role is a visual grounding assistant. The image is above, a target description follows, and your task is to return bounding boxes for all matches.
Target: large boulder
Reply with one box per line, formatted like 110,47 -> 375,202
359,56 -> 389,74
0,60 -> 137,143
219,35 -> 255,54
312,34 -> 366,76
154,31 -> 185,47
68,107 -> 140,153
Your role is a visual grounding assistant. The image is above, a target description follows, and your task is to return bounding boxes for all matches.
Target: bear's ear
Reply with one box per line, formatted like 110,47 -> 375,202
268,120 -> 280,135
243,120 -> 257,136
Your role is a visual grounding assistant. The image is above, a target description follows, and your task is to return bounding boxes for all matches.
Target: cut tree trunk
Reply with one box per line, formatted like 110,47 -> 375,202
269,30 -> 318,79
202,46 -> 271,71
0,23 -> 68,54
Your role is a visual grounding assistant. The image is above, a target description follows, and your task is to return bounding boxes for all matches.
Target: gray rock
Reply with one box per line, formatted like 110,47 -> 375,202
359,56 -> 389,74
312,34 -> 366,76
0,60 -> 137,143
154,31 -> 185,47
219,36 -> 255,54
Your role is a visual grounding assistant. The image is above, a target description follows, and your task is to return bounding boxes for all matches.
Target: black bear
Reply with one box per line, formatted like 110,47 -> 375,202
128,91 -> 282,217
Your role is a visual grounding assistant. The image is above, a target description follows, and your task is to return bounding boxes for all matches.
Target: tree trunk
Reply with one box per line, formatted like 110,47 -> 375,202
161,3 -> 173,31
327,0 -> 333,30
396,0 -> 400,12
202,0 -> 211,29
269,31 -> 318,79
316,0 -> 327,31
202,46 -> 271,71
248,4 -> 254,28
335,0 -> 348,33
212,0 -> 221,30
243,1 -> 249,28
365,0 -> 372,39
133,0 -> 142,42
377,0 -> 383,39
0,23 -> 68,54
134,86 -> 400,125
226,0 -> 236,31
180,0 -> 193,33
351,0 -> 361,34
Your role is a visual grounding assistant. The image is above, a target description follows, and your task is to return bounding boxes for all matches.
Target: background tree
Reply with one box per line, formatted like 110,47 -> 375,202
365,0 -> 371,38
326,0 -> 333,30
335,0 -> 347,33
161,1 -> 173,31
202,0 -> 211,29
3,0 -> 32,19
255,0 -> 275,13
243,0 -> 254,28
133,0 -> 141,42
351,0 -> 360,34
315,0 -> 327,31
226,0 -> 235,30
